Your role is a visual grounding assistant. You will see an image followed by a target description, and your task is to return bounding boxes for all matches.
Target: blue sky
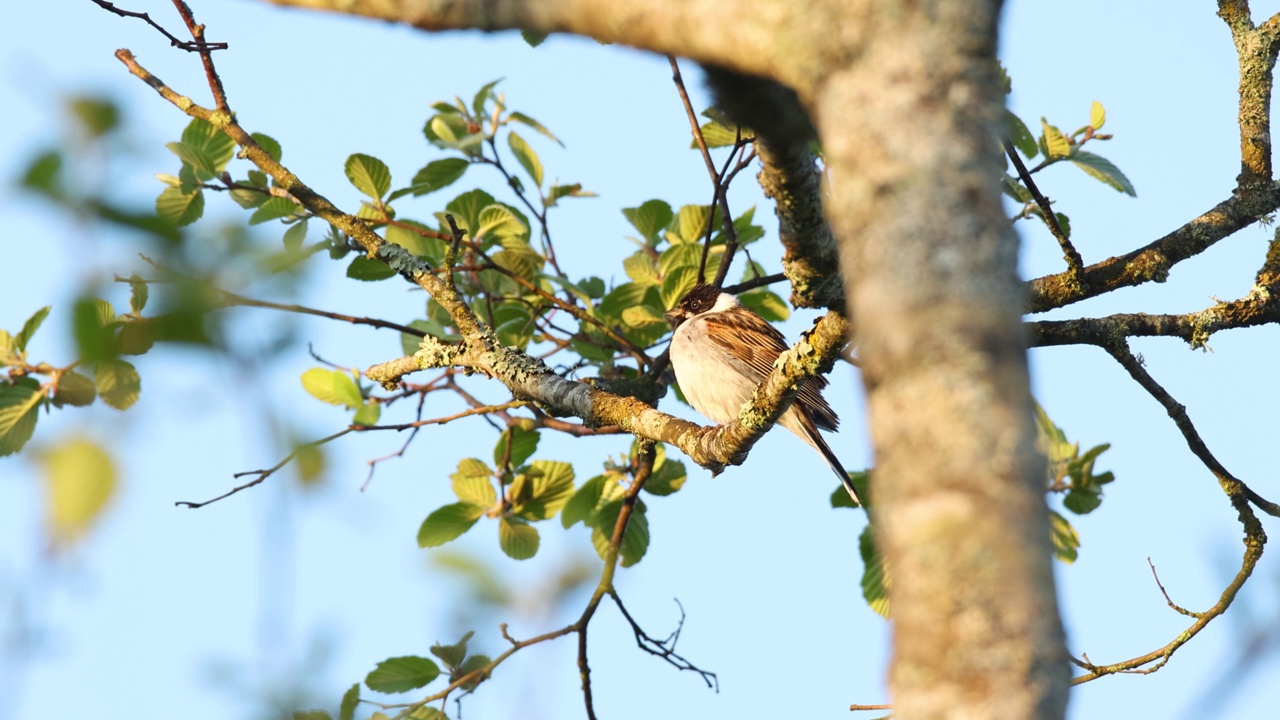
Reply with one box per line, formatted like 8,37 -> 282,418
2,2 -> 1278,719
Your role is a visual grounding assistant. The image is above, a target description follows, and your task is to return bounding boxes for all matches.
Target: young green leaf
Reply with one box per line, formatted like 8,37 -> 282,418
508,111 -> 561,146
94,359 -> 140,411
737,290 -> 790,322
1039,119 -> 1071,159
411,158 -> 470,196
345,153 -> 392,200
16,306 -> 51,351
53,370 -> 97,407
418,503 -> 486,547
673,204 -> 713,244
515,459 -> 575,520
0,384 -> 42,457
155,186 -> 205,227
493,426 -> 539,468
1049,509 -> 1081,563
40,436 -> 116,547
521,30 -> 547,47
338,684 -> 360,720
1070,151 -> 1137,196
365,656 -> 441,693
643,455 -> 687,496
1089,101 -> 1106,131
347,256 -> 398,281
430,630 -> 473,668
859,525 -> 890,618
622,200 -> 674,245
589,500 -> 648,567
248,196 -> 300,226
352,402 -> 380,427
452,458 -> 497,506
251,132 -> 282,162
282,220 -> 308,252
1005,110 -> 1038,158
660,266 -> 701,311
300,368 -> 364,409
181,118 -> 235,174
507,131 -> 544,188
498,517 -> 540,560
562,474 -> 608,529
691,118 -> 740,148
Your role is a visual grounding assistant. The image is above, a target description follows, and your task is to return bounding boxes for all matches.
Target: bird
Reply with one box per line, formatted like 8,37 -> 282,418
664,284 -> 861,505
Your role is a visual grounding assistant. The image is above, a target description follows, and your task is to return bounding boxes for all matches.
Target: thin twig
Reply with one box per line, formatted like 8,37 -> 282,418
1003,138 -> 1083,283
89,0 -> 227,52
176,428 -> 352,508
1147,557 -> 1203,619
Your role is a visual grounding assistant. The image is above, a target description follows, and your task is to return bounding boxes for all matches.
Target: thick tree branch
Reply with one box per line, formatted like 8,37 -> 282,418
755,136 -> 844,310
264,0 -> 803,86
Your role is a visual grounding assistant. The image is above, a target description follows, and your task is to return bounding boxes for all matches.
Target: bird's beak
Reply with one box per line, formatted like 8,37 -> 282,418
664,308 -> 684,329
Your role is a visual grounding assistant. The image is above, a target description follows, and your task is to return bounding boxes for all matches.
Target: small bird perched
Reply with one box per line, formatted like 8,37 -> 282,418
664,284 -> 861,505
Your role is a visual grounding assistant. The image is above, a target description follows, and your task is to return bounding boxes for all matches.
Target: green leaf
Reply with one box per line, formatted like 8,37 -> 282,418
443,189 -> 497,240
338,683 -> 360,720
52,370 -> 97,407
521,30 -> 548,47
126,276 -> 149,315
562,474 -> 608,529
493,426 -> 539,468
673,204 -> 713,244
691,118 -> 740,148
347,256 -> 398,281
300,368 -> 364,408
345,153 -> 392,200
508,111 -> 562,146
94,359 -> 140,411
352,402 -> 380,426
545,182 -> 595,206
292,711 -> 331,720
69,96 -> 119,137
1063,488 -> 1103,515
72,298 -> 117,363
248,196 -> 300,225
516,459 -> 575,520
155,186 -> 205,227
491,246 -> 543,282
731,206 -> 765,245
41,437 -> 117,547
475,204 -> 528,242
181,118 -> 235,174
400,320 -> 448,354
1049,509 -> 1080,563
506,131 -> 544,188
644,450 -> 687,496
282,220 -> 308,252
1040,119 -> 1071,159
1005,110 -> 1038,158
407,708 -> 448,720
622,200 -> 674,245
452,458 -> 496,506
498,517 -> 540,560
16,306 -> 51,351
472,78 -> 503,118
365,656 -> 441,693
430,630 -> 473,669
417,503 -> 485,547
859,526 -> 890,618
1089,101 -> 1106,131
620,304 -> 665,329
737,290 -> 790,322
455,653 -> 491,690
623,251 -> 660,286
251,132 -> 282,162
21,150 -> 63,197
660,266 -> 701,311
589,500 -> 648,567
411,158 -> 469,196
165,141 -> 218,179
0,385 -> 42,457
1070,151 -> 1137,196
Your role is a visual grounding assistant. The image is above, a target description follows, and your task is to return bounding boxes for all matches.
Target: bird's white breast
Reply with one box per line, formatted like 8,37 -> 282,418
669,313 -> 760,425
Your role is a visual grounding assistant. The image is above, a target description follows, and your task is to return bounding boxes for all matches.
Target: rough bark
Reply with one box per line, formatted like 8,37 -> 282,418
258,1 -> 1071,717
813,3 -> 1070,718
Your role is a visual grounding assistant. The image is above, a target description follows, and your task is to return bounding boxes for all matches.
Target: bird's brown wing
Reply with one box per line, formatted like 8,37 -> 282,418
700,309 -> 839,431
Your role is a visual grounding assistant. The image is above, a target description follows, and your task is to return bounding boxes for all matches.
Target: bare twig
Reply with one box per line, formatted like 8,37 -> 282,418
176,428 -> 352,508
89,0 -> 227,52
1003,138 -> 1083,284
1147,557 -> 1203,619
